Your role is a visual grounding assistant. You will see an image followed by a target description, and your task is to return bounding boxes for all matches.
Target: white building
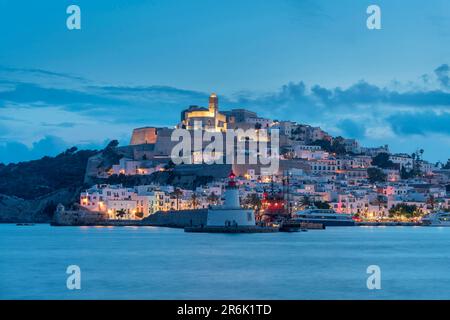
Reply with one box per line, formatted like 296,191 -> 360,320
79,184 -> 182,219
111,157 -> 162,175
80,184 -> 141,219
293,145 -> 329,160
389,154 -> 413,170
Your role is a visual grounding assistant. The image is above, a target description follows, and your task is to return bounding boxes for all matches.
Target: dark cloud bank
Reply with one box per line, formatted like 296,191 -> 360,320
0,64 -> 449,163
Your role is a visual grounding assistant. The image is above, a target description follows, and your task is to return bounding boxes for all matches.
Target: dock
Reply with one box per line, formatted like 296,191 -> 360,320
279,220 -> 326,231
184,226 -> 279,233
357,221 -> 420,226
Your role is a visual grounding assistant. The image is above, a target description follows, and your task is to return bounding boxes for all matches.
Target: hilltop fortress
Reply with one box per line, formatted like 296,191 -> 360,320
127,93 -> 282,169
129,93 -> 271,147
85,93 -> 390,183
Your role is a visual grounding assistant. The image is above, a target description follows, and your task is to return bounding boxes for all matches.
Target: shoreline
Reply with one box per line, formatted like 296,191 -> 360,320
4,221 -> 424,227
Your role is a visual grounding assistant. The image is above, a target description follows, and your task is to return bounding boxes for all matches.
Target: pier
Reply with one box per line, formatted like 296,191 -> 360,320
184,226 -> 279,233
357,221 -> 420,227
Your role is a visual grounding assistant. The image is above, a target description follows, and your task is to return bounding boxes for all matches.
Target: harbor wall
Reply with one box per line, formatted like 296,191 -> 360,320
52,205 -> 208,228
142,209 -> 208,228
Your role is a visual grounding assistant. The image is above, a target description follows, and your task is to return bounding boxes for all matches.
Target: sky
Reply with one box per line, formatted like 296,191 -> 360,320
0,0 -> 449,163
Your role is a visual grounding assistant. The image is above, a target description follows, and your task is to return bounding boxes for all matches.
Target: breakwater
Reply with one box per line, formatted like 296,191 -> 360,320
52,208 -> 208,228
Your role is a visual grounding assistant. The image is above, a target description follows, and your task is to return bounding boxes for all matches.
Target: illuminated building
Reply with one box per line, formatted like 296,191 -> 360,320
180,93 -> 227,132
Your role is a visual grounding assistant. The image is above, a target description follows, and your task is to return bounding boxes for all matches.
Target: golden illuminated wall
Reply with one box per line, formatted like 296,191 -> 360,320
130,127 -> 158,145
186,110 -> 214,118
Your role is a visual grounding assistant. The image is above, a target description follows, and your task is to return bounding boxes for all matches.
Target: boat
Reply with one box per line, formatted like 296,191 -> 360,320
421,211 -> 450,226
292,207 -> 355,227
278,220 -> 304,232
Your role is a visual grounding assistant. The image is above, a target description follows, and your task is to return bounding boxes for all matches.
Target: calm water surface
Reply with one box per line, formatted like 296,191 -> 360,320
1,224 -> 450,299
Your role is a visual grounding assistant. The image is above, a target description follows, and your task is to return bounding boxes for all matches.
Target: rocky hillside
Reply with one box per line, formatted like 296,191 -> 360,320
0,141 -> 231,222
0,147 -> 98,222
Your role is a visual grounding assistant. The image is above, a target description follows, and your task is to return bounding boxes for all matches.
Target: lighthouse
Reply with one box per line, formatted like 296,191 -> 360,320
223,171 -> 240,208
206,171 -> 256,227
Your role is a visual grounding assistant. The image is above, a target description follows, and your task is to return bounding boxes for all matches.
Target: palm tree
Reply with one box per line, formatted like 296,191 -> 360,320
427,195 -> 436,211
299,195 -> 313,209
242,193 -> 262,210
207,192 -> 220,206
116,209 -> 127,219
190,193 -> 200,209
171,188 -> 183,210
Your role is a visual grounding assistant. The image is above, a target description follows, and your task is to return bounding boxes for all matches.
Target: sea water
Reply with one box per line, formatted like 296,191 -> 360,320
1,224 -> 450,299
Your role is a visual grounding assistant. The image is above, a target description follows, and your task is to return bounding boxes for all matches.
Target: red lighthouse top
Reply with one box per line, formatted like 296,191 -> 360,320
228,171 -> 236,188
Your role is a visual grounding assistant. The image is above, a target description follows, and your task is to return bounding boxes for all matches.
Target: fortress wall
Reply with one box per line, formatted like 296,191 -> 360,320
174,164 -> 231,179
130,127 -> 158,145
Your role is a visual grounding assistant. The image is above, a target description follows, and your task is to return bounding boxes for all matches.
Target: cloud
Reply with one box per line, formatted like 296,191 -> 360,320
435,64 -> 450,89
0,136 -> 66,164
2,69 -> 450,129
0,79 -> 213,127
1,63 -> 450,162
41,122 -> 77,128
309,81 -> 450,108
388,112 -> 450,136
336,119 -> 366,139
0,81 -> 123,107
0,65 -> 86,82
0,135 -> 112,164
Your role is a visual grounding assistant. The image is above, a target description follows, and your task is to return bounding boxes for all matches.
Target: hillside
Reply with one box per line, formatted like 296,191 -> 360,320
0,147 -> 98,222
0,143 -> 227,222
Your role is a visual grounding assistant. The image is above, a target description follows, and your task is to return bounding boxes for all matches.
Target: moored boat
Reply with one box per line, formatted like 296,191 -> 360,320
292,206 -> 355,227
421,211 -> 450,226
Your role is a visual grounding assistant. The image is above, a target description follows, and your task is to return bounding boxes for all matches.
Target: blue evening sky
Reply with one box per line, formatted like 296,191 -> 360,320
0,0 -> 449,163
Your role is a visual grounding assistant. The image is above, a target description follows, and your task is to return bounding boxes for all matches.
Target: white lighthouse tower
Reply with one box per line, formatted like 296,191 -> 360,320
206,172 -> 256,227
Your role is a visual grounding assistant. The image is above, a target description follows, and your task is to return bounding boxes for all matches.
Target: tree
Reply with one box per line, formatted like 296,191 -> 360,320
443,159 -> 450,170
116,209 -> 127,218
372,153 -> 397,169
389,203 -> 421,218
242,193 -> 262,210
411,150 -> 425,175
400,167 -> 414,180
310,139 -> 332,152
171,188 -> 183,210
280,146 -> 294,159
207,192 -> 220,206
190,193 -> 200,209
62,146 -> 78,156
298,195 -> 313,209
135,211 -> 144,219
330,136 -> 348,155
106,140 -> 119,149
426,195 -> 436,211
310,137 -> 347,155
42,201 -> 57,218
367,167 -> 387,183
314,201 -> 331,209
164,160 -> 176,170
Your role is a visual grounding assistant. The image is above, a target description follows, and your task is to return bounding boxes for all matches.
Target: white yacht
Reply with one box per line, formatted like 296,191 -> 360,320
421,212 -> 450,226
292,207 -> 356,226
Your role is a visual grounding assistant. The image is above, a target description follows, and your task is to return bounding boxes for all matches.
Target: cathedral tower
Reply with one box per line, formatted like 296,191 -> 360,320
209,93 -> 218,114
